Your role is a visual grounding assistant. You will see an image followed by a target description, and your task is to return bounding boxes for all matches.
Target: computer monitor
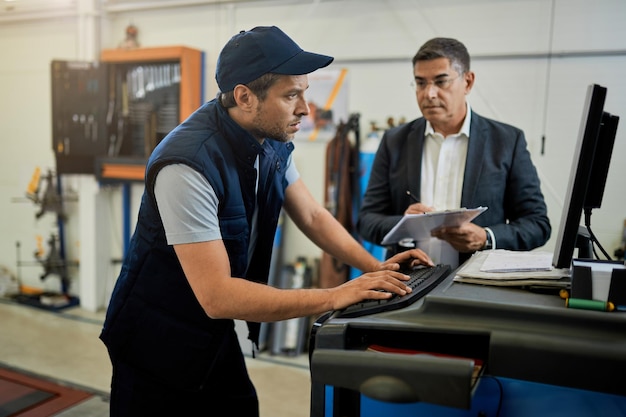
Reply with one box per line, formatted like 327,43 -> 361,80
553,84 -> 620,269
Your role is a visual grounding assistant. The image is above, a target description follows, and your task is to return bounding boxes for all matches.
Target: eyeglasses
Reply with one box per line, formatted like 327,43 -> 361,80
410,74 -> 463,92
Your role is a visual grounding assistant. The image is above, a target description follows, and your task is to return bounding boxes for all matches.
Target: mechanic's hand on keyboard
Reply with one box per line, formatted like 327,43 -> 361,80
329,269 -> 413,312
335,264 -> 452,318
378,248 -> 434,271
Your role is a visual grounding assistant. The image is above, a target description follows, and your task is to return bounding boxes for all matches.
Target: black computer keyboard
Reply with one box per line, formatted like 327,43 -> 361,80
335,264 -> 452,318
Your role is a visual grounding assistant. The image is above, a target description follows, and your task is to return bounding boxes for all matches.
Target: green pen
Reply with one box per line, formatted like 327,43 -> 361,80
566,298 -> 615,312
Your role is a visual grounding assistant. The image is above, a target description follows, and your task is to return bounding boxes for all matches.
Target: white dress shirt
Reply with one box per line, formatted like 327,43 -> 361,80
418,104 -> 472,268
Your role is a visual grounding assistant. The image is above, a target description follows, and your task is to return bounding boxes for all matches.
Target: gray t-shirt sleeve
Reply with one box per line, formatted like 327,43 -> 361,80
154,164 -> 221,245
154,155 -> 299,246
285,153 -> 300,184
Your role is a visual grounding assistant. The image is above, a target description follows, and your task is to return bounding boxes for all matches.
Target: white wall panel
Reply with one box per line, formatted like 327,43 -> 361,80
0,18 -> 78,292
0,0 -> 624,308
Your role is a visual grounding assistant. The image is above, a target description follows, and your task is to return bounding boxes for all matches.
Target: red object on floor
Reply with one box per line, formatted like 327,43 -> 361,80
0,367 -> 92,417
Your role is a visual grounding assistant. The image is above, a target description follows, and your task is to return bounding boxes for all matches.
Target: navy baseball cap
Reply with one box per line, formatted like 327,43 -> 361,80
215,26 -> 334,92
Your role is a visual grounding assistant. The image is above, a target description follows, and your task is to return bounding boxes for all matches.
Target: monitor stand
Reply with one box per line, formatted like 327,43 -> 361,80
575,225 -> 593,259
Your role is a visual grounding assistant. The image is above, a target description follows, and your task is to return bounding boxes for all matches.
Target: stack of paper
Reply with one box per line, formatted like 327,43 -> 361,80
454,250 -> 570,287
479,250 -> 553,273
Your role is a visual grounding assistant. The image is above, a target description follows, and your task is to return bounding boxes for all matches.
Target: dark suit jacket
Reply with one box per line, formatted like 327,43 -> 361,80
357,111 -> 551,262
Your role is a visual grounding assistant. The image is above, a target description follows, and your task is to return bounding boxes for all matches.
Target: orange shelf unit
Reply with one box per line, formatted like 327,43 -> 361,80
99,159 -> 146,182
100,45 -> 203,122
96,46 -> 204,182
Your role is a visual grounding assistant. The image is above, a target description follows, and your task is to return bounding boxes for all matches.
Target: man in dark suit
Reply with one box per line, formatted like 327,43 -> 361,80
357,37 -> 551,268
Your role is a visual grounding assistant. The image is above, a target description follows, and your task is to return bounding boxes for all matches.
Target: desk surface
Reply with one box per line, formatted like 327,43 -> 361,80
312,270 -> 626,402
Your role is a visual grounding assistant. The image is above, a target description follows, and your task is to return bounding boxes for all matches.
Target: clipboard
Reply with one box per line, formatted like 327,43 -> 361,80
381,207 -> 487,246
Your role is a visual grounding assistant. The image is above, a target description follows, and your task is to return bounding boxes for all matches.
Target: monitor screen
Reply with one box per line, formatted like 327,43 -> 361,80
553,84 -> 620,269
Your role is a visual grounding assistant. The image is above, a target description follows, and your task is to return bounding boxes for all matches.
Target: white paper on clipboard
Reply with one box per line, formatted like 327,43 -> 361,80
381,207 -> 488,246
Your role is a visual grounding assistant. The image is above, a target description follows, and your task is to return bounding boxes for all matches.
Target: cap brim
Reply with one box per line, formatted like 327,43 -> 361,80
271,50 -> 334,76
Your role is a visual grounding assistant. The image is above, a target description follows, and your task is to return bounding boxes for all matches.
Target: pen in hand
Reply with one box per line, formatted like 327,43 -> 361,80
405,191 -> 434,215
406,190 -> 420,203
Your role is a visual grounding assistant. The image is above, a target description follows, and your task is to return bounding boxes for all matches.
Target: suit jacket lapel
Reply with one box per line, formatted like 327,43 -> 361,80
462,111 -> 486,208
407,119 -> 426,202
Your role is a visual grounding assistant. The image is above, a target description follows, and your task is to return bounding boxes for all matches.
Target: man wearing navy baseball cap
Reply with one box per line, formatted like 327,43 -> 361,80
100,26 -> 432,416
216,25 -> 334,92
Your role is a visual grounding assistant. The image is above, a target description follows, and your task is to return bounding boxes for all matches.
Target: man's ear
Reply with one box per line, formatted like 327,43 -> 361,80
463,71 -> 476,94
233,84 -> 256,111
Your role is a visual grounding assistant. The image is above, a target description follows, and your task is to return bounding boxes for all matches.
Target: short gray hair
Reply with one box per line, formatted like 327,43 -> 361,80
412,37 -> 470,75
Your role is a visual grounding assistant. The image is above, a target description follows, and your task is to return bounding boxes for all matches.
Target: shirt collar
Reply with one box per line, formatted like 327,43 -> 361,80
425,102 -> 472,138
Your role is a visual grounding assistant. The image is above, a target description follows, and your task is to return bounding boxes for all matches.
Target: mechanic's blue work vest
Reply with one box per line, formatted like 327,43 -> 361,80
100,99 -> 293,391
